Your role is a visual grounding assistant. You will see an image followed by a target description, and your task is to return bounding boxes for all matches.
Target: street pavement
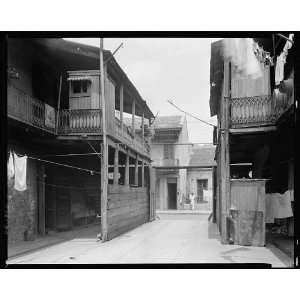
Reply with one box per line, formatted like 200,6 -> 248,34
7,212 -> 291,266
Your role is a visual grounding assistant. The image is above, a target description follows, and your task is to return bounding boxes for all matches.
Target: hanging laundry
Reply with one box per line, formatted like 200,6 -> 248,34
13,153 -> 27,191
265,190 -> 293,223
275,52 -> 286,86
7,151 -> 15,179
223,38 -> 263,79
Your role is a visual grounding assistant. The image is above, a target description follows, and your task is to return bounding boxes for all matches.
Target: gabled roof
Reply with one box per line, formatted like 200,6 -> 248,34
189,145 -> 216,167
153,115 -> 184,130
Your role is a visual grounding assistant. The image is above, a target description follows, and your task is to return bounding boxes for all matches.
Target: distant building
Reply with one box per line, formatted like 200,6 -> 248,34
151,115 -> 191,210
186,145 -> 216,211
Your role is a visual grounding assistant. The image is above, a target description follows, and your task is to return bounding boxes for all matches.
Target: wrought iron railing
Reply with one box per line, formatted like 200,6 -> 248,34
7,85 -> 56,133
58,109 -> 102,134
230,95 -> 290,128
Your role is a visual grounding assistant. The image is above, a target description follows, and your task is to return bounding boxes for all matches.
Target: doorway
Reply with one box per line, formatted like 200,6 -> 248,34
167,178 -> 177,209
197,179 -> 208,203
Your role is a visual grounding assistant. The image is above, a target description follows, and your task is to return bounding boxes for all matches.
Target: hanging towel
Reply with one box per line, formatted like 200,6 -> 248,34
13,153 -> 27,191
7,151 -> 15,179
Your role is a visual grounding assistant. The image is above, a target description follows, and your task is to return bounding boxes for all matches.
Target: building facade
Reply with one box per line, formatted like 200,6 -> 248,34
210,36 -> 294,251
7,38 -> 155,246
151,115 -> 191,210
186,145 -> 216,211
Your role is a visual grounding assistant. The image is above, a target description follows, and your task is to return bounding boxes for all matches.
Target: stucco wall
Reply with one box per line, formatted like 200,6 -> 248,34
187,169 -> 213,207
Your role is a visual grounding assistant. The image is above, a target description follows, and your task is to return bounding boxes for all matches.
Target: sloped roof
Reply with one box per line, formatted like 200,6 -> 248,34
189,145 -> 216,167
153,115 -> 184,129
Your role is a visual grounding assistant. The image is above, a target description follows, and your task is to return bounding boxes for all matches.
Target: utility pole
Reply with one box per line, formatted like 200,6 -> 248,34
100,38 -> 108,241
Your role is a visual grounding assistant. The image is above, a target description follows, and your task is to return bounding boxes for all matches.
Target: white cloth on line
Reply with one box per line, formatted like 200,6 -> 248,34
13,153 -> 27,191
7,151 -> 15,179
265,190 -> 293,223
275,52 -> 287,85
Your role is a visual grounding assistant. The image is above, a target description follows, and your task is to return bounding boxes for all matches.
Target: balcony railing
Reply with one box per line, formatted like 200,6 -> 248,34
115,117 -> 150,155
7,85 -> 56,134
58,109 -> 102,134
230,94 -> 291,128
8,85 -> 150,156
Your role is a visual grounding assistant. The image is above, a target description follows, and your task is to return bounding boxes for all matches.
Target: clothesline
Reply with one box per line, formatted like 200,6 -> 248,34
27,155 -> 101,175
9,151 -> 102,176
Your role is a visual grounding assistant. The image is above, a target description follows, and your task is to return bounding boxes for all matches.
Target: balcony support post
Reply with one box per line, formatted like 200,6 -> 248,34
113,145 -> 119,186
100,38 -> 108,242
55,75 -> 62,134
125,152 -> 130,186
219,60 -> 231,244
132,100 -> 135,138
120,85 -> 124,132
134,154 -> 139,186
141,159 -> 145,187
142,113 -> 145,143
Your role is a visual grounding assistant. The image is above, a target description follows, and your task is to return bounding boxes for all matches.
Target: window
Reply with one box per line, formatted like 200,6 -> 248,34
164,144 -> 174,159
72,80 -> 90,94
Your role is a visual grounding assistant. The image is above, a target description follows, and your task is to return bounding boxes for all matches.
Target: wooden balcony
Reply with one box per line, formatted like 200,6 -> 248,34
57,109 -> 102,134
230,94 -> 292,129
7,85 -> 56,134
57,110 -> 150,156
7,85 -> 150,157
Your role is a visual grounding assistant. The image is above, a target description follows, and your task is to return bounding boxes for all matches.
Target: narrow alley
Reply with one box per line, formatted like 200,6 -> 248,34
7,213 -> 291,266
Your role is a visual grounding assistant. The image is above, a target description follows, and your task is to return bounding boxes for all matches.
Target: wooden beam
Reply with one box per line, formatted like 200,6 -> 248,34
132,100 -> 135,137
134,154 -> 139,186
124,152 -> 129,186
229,126 -> 277,134
100,38 -> 108,242
219,60 -> 231,244
141,160 -> 145,187
55,75 -> 62,135
120,85 -> 124,132
142,113 -> 145,142
113,145 -> 119,186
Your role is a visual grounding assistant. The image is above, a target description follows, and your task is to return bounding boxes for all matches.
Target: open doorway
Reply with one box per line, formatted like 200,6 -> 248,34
167,178 -> 177,209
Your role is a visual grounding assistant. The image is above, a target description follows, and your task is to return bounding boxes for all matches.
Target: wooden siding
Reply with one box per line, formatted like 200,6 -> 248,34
107,185 -> 149,240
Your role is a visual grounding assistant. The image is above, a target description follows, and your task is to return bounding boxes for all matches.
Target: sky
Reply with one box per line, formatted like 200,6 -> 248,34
66,38 -> 221,143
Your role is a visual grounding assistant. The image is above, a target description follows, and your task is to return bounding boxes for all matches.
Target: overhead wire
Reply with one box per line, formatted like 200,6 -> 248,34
167,100 -> 216,128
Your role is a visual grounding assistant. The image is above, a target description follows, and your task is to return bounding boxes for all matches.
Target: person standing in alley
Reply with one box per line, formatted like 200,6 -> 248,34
189,192 -> 195,210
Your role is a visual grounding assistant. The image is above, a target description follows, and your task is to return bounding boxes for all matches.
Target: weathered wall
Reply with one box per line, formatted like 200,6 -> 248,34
107,185 -> 149,240
187,169 -> 213,206
7,39 -> 33,95
7,146 -> 40,244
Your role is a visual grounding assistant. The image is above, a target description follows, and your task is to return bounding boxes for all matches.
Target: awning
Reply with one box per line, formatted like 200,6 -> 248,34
67,76 -> 92,81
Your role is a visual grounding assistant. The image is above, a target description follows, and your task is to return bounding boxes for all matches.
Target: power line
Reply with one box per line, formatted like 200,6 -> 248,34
167,100 -> 216,128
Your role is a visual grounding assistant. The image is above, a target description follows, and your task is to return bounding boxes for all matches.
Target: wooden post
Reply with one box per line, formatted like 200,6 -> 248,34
55,75 -> 62,134
220,60 -> 231,243
149,165 -> 156,221
141,160 -> 145,187
120,85 -> 124,132
142,113 -> 145,142
125,152 -> 129,186
134,154 -> 139,186
132,100 -> 135,137
100,38 -> 108,242
113,145 -> 119,186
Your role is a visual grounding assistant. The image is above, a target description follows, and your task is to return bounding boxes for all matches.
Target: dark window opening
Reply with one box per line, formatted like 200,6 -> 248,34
73,81 -> 81,93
